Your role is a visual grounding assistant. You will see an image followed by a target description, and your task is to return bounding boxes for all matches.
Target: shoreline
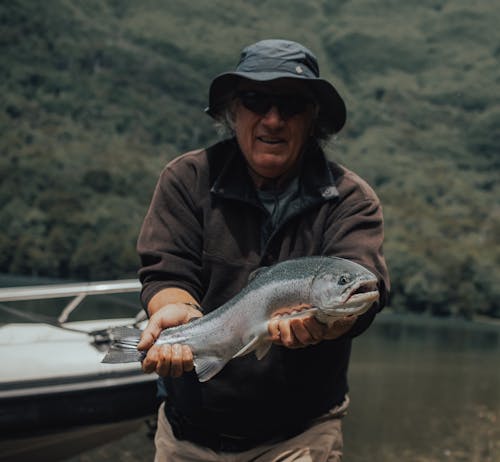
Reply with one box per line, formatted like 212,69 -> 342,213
377,309 -> 500,330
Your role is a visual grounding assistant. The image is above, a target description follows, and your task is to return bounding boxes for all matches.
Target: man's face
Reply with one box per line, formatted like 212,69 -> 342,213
232,79 -> 317,183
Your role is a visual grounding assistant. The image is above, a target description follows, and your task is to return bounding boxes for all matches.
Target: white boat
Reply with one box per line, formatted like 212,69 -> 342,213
0,280 -> 159,462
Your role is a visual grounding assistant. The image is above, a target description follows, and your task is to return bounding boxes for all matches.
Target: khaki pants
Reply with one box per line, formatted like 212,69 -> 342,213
154,397 -> 349,462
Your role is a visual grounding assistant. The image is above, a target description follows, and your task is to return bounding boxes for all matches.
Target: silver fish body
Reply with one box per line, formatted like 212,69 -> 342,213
102,256 -> 379,382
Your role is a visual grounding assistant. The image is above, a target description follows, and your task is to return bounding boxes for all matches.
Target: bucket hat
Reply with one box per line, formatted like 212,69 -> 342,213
206,39 -> 346,134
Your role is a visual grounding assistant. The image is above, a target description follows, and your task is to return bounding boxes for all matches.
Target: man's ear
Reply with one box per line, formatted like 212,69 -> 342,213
309,105 -> 320,136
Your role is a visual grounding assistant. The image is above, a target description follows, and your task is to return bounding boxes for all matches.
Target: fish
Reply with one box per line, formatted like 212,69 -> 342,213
102,256 -> 379,382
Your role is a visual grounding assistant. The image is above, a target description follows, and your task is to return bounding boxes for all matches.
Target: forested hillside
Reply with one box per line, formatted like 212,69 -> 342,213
1,0 -> 499,318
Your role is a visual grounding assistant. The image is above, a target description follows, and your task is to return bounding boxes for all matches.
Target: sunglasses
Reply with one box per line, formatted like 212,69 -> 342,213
237,91 -> 313,119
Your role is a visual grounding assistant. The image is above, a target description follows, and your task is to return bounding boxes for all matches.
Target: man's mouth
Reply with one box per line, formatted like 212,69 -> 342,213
257,136 -> 284,145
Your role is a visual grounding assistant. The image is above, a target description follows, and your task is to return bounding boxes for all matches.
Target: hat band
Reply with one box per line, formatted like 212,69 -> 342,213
236,56 -> 318,79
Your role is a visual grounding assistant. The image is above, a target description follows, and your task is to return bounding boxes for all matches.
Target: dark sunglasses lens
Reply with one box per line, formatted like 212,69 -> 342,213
238,92 -> 310,118
239,92 -> 272,115
279,98 -> 308,118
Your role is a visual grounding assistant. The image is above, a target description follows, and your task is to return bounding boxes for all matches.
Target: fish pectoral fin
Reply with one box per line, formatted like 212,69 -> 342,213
232,336 -> 272,361
194,356 -> 226,382
313,308 -> 339,327
232,336 -> 260,359
247,266 -> 270,282
255,340 -> 272,360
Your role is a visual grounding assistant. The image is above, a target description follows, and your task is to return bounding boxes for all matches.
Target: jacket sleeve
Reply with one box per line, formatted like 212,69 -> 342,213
322,175 -> 390,338
137,161 -> 204,309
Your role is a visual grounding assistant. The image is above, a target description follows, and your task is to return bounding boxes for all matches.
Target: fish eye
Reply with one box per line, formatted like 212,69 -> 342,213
338,274 -> 351,285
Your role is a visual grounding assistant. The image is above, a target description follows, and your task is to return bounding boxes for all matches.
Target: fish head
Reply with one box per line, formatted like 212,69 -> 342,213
310,258 -> 379,323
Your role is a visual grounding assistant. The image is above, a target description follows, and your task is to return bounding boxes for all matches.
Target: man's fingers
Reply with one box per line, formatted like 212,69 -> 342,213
142,343 -> 194,377
142,345 -> 160,374
268,318 -> 281,343
137,314 -> 163,350
289,318 -> 312,345
270,313 -> 327,348
324,316 -> 357,339
137,330 -> 156,351
301,317 -> 326,342
278,318 -> 298,348
169,344 -> 184,377
155,344 -> 172,377
137,304 -> 199,376
182,345 -> 194,372
269,313 -> 317,347
138,304 -> 201,351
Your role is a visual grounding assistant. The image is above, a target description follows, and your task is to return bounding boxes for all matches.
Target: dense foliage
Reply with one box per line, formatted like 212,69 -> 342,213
1,0 -> 498,318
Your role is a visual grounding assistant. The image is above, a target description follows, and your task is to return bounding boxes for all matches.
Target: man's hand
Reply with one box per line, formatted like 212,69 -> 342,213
138,303 -> 202,377
268,306 -> 357,348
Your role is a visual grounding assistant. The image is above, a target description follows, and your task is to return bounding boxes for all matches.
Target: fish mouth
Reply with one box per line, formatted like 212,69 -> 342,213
333,279 -> 379,315
345,279 -> 379,304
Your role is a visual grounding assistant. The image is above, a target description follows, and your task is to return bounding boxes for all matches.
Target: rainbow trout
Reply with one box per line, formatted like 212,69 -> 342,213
102,256 -> 379,382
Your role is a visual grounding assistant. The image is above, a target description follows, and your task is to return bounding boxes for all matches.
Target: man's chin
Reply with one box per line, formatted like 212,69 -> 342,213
253,162 -> 286,178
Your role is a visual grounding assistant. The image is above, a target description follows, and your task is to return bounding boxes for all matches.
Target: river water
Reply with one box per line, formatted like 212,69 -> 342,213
61,312 -> 500,462
345,313 -> 500,461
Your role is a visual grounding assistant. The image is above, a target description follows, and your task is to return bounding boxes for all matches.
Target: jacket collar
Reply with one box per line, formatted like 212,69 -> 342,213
210,137 -> 339,205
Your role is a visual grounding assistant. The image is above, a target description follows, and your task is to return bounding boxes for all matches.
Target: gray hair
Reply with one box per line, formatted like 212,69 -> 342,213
213,98 -> 237,138
212,91 -> 333,143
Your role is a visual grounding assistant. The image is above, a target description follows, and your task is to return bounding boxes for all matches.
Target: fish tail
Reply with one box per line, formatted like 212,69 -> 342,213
101,326 -> 145,363
108,326 -> 143,342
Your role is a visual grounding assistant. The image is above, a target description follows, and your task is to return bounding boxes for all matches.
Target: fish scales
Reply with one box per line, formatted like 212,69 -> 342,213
102,256 -> 379,382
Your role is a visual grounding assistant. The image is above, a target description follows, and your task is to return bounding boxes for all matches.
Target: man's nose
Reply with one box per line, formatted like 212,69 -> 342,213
261,105 -> 284,127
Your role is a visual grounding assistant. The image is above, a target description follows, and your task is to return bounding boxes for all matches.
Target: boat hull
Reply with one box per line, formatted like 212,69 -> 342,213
1,372 -> 159,434
0,319 -> 159,460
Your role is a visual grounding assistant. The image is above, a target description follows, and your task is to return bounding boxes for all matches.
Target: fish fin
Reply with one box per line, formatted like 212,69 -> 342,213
255,340 -> 272,360
279,307 -> 317,320
232,336 -> 260,358
325,318 -> 336,328
101,347 -> 145,363
248,266 -> 269,283
108,326 -> 143,342
101,326 -> 144,363
314,313 -> 337,328
194,356 -> 226,382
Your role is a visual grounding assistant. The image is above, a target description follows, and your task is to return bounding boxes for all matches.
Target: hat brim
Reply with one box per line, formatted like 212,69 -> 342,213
206,71 -> 346,134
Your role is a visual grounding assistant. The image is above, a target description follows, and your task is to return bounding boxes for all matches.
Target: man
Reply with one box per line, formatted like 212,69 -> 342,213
137,39 -> 389,461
